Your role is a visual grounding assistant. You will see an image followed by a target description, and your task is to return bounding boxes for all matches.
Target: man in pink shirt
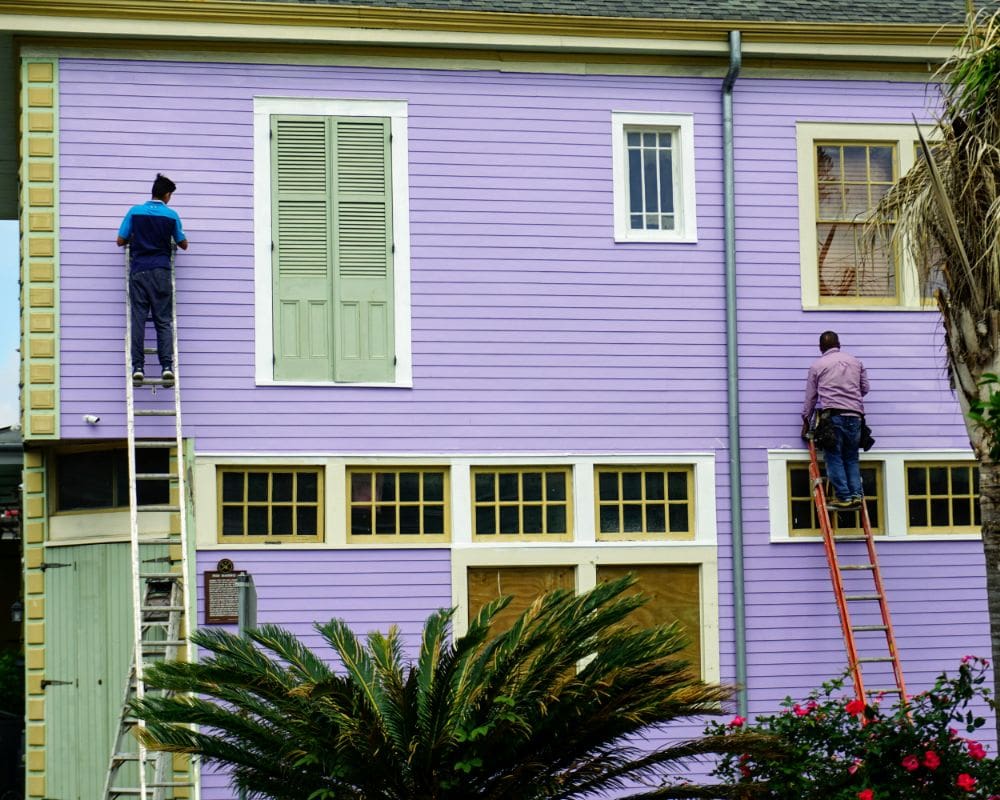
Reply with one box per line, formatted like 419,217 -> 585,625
801,331 -> 869,509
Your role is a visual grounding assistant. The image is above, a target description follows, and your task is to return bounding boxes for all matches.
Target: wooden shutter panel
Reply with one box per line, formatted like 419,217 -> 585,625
271,116 -> 334,381
331,117 -> 395,382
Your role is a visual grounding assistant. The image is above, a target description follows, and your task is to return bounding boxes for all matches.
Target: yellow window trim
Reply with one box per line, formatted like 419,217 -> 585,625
471,466 -> 573,541
594,465 -> 696,541
217,466 -> 324,543
905,461 -> 981,535
346,466 -> 451,543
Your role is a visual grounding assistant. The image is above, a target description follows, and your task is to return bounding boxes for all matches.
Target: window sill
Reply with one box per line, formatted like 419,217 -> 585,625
802,303 -> 938,312
613,231 -> 698,244
770,532 -> 982,544
255,379 -> 414,389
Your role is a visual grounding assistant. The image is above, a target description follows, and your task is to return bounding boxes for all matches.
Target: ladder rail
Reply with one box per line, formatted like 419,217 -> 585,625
808,435 -> 906,708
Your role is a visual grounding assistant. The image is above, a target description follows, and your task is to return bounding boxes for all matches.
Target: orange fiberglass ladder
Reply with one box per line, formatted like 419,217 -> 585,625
807,435 -> 907,707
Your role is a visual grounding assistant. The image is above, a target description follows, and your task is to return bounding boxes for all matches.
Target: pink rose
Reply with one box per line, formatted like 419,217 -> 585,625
793,704 -> 808,717
728,715 -> 746,728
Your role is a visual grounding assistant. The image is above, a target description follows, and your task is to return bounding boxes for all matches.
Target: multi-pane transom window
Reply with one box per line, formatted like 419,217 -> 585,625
626,129 -> 675,232
472,467 -> 572,540
218,468 -> 322,541
906,462 -> 980,534
788,461 -> 883,537
815,142 -> 897,301
595,466 -> 694,540
348,468 -> 449,540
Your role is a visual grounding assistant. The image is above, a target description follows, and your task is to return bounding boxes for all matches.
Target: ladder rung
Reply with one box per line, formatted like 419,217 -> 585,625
142,640 -> 187,648
135,378 -> 175,387
135,440 -> 175,449
110,753 -> 140,763
851,625 -> 888,632
833,534 -> 867,541
867,687 -> 903,695
136,537 -> 177,545
139,572 -> 181,581
143,347 -> 158,355
135,472 -> 175,480
840,564 -> 875,570
134,409 -> 177,417
858,656 -> 894,663
845,594 -> 881,601
137,504 -> 180,513
141,605 -> 184,613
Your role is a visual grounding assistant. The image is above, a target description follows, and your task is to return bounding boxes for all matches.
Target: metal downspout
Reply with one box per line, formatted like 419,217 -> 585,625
722,29 -> 747,716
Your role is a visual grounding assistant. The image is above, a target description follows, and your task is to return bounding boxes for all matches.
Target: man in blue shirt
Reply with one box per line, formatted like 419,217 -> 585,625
116,174 -> 188,386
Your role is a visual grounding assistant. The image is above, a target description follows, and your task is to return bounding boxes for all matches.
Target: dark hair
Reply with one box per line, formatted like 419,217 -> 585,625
819,330 -> 840,352
151,173 -> 177,199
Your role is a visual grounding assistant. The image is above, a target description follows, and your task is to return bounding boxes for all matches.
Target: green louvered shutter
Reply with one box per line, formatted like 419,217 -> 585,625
331,117 -> 395,382
272,116 -> 335,381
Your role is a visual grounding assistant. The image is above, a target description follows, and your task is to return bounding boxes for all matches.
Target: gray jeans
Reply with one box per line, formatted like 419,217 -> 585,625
130,268 -> 173,372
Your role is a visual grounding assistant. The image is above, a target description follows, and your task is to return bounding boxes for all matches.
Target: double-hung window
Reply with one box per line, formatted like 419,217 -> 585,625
254,98 -> 411,385
797,122 -> 935,309
612,112 -> 697,243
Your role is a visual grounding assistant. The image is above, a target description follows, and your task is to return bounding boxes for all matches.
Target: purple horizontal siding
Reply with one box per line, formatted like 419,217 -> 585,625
733,77 -> 993,740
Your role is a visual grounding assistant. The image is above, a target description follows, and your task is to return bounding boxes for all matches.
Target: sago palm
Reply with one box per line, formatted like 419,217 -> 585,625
864,6 -> 1000,700
132,575 -> 771,799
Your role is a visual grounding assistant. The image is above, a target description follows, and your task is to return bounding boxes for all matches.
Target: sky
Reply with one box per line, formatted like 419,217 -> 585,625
0,220 -> 17,429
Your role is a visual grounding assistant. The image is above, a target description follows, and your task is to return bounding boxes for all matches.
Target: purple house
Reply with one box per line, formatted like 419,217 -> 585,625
9,0 -> 993,796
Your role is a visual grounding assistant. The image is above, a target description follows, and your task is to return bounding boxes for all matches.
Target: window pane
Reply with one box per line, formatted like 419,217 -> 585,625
599,472 -> 618,501
869,146 -> 894,182
222,506 -> 244,535
424,472 -> 444,502
642,132 -> 656,147
351,472 -> 372,502
423,505 -> 444,534
546,472 -> 567,501
476,506 -> 496,535
400,505 -> 420,535
658,149 -> 674,215
248,473 -> 269,502
475,473 -> 495,502
271,506 -> 292,535
791,499 -> 815,530
646,504 -> 666,532
789,467 -> 810,497
272,473 -> 293,502
222,472 -> 244,503
667,471 -> 688,500
628,149 -> 642,215
352,507 -> 372,535
523,505 -> 543,534
816,145 -> 841,183
522,472 -> 543,501
546,505 -> 567,534
643,148 -> 659,213
953,498 -> 972,527
623,504 -> 643,532
58,451 -> 117,510
930,498 -> 949,527
929,467 -> 949,495
298,471 -> 318,502
622,472 -> 642,500
499,505 -> 519,534
376,473 -> 396,501
626,131 -> 640,147
376,505 -> 396,534
669,504 -> 690,532
499,473 -> 519,501
297,506 -> 317,535
600,505 -> 620,533
951,467 -> 970,495
907,467 -> 925,495
247,506 -> 268,535
841,146 -> 868,181
645,472 -> 665,500
399,472 -> 420,502
908,499 -> 927,528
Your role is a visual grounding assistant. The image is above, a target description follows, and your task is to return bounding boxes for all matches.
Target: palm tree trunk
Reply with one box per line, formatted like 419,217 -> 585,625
980,460 -> 1000,701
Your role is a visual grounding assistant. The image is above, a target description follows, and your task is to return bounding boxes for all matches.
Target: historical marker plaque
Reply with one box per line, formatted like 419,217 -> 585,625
204,559 -> 247,624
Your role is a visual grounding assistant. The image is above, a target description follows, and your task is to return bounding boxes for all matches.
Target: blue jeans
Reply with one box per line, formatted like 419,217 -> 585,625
824,414 -> 863,501
130,268 -> 173,372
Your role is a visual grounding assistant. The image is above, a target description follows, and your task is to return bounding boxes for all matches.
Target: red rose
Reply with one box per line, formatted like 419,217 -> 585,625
968,741 -> 987,760
923,750 -> 941,770
957,773 -> 977,792
846,699 -> 865,716
901,755 -> 919,772
858,790 -> 874,800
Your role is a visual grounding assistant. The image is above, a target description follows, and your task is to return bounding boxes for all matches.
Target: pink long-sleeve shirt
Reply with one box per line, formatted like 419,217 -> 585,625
802,347 -> 869,422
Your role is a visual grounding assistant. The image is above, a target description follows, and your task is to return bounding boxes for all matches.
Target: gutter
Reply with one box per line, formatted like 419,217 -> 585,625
722,29 -> 748,717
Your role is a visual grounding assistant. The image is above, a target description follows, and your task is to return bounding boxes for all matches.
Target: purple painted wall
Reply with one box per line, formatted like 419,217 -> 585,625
52,56 -> 994,755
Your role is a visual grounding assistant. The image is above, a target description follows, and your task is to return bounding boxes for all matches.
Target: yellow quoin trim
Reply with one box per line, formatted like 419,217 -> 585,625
21,57 -> 59,439
22,447 -> 47,800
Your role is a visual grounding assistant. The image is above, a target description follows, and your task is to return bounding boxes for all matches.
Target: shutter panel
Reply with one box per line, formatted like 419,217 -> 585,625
271,116 -> 334,381
331,117 -> 395,382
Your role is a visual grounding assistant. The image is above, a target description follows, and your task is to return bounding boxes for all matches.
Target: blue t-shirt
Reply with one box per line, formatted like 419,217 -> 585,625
118,200 -> 186,272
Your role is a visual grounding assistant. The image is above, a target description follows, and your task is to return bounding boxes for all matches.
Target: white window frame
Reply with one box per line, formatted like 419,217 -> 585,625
252,96 -> 413,386
612,111 -> 698,244
796,121 -> 936,311
767,448 -> 982,542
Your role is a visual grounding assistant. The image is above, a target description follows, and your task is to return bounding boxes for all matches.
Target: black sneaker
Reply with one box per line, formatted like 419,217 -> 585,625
132,369 -> 144,385
161,368 -> 175,386
829,498 -> 857,510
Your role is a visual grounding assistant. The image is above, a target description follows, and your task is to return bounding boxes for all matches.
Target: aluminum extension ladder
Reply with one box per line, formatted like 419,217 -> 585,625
807,436 -> 907,708
104,247 -> 196,799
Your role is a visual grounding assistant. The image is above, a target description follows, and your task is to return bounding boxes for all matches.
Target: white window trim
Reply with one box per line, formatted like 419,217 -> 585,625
252,96 -> 413,387
767,448 -> 981,542
796,121 -> 936,311
612,111 -> 698,244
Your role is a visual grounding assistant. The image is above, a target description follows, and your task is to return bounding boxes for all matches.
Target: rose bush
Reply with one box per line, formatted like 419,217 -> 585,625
708,657 -> 1000,799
